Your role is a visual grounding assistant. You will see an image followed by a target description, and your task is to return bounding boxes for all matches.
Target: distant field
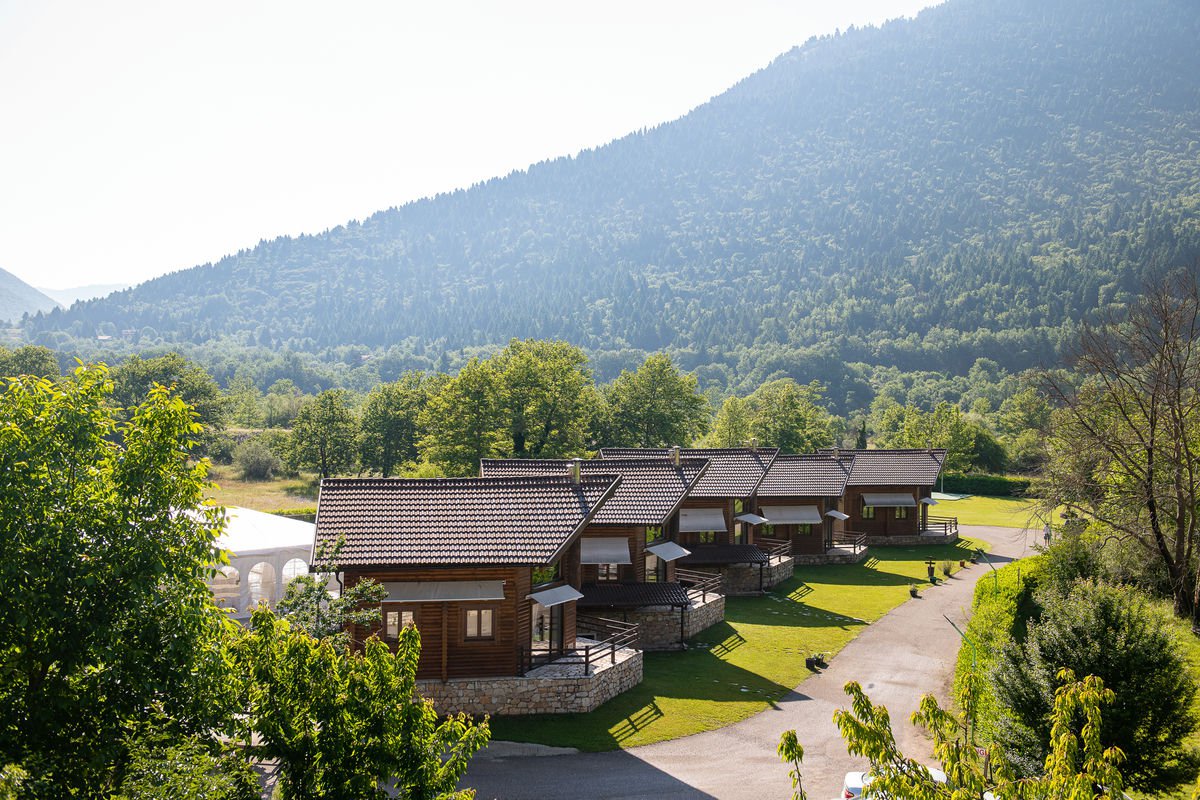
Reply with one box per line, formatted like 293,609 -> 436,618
204,464 -> 318,512
939,495 -> 1047,529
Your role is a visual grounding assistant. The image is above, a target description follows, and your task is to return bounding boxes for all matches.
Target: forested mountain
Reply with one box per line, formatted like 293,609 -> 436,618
25,0 -> 1200,398
0,268 -> 58,323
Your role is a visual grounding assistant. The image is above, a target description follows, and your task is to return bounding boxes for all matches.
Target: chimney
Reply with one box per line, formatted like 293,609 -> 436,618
926,439 -> 934,454
570,458 -> 582,484
831,446 -> 840,460
749,437 -> 759,453
671,445 -> 681,466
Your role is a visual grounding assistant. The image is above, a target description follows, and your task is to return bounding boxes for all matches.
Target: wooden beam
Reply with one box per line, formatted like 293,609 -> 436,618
441,603 -> 448,682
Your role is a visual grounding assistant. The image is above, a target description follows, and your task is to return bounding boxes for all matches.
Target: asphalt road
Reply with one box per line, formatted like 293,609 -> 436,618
463,525 -> 1035,800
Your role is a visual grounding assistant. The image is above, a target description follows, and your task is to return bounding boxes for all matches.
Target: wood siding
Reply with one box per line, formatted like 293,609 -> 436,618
843,485 -> 929,537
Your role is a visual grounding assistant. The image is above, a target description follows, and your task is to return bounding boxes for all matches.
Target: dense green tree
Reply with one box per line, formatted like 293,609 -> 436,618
603,354 -> 709,447
0,345 -> 59,379
876,399 -> 1002,472
993,581 -> 1197,788
277,541 -> 388,650
110,352 -> 229,432
359,371 -> 431,477
233,437 -> 284,480
0,365 -> 232,795
744,379 -> 836,454
225,375 -> 265,427
113,732 -> 258,800
262,378 -> 307,428
419,358 -> 505,476
706,395 -> 752,447
289,389 -> 358,479
231,609 -> 489,799
493,339 -> 600,458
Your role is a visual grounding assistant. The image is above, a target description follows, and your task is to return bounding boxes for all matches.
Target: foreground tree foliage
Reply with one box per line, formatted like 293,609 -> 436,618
1040,272 -> 1200,618
0,365 -> 231,795
993,580 -> 1197,788
781,670 -> 1126,799
233,609 -> 490,800
277,540 -> 388,649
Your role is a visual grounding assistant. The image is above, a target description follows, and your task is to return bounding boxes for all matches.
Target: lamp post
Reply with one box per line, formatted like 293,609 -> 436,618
943,613 -> 977,744
975,548 -> 999,591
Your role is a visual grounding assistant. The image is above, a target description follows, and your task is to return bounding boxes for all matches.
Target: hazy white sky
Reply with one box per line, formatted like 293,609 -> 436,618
0,1 -> 936,290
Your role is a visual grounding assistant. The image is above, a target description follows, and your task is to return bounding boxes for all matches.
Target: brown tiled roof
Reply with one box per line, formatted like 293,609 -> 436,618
578,582 -> 691,609
313,475 -> 620,568
479,458 -> 708,526
758,454 -> 855,498
597,447 -> 779,499
677,544 -> 770,565
817,448 -> 947,487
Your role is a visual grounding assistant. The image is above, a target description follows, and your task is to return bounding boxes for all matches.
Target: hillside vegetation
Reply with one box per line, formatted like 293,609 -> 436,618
25,0 -> 1200,397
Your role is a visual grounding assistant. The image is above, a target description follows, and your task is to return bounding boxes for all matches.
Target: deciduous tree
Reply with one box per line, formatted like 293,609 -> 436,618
744,379 -> 836,454
290,389 -> 358,479
492,339 -> 599,458
359,372 -> 431,477
419,358 -> 504,476
603,353 -> 709,447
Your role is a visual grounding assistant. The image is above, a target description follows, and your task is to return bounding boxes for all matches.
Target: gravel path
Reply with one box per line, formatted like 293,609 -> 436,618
463,525 -> 1035,800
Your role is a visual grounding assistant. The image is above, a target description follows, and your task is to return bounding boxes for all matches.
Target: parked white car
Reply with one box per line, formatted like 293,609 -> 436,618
840,768 -> 947,798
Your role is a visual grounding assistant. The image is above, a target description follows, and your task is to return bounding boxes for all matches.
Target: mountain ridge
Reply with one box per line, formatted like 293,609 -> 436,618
0,268 -> 60,323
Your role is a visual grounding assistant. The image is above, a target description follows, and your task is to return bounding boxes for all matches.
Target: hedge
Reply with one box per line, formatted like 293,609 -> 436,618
941,472 -> 1032,497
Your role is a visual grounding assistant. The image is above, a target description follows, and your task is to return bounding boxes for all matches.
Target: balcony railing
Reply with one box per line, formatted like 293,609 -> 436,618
518,615 -> 640,675
924,515 -> 960,537
676,567 -> 722,602
831,530 -> 867,554
756,536 -> 792,560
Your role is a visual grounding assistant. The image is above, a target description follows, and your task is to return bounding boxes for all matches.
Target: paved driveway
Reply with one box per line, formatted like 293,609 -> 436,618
463,525 -> 1035,800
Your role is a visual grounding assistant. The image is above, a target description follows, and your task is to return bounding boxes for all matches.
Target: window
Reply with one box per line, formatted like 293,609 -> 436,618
532,564 -> 560,587
645,526 -> 663,545
733,522 -> 746,545
597,563 -> 620,582
895,506 -> 909,519
384,608 -> 416,639
699,530 -> 716,544
645,553 -> 661,582
862,506 -> 876,520
798,524 -> 813,535
465,608 -> 494,640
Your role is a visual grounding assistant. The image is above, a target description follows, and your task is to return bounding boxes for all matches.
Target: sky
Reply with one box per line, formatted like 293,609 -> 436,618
0,1 -> 937,292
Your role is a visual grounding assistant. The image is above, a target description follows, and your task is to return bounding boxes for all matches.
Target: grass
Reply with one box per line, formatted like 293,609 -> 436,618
489,537 -> 987,751
937,494 -> 1047,529
204,464 -> 318,511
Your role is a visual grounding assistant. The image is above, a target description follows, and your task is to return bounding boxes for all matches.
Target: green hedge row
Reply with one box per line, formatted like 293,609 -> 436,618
266,507 -> 316,522
941,472 -> 1032,497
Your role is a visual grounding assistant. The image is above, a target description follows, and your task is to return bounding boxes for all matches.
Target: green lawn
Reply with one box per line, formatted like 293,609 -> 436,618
938,494 -> 1046,529
489,538 -> 986,750
204,464 -> 318,512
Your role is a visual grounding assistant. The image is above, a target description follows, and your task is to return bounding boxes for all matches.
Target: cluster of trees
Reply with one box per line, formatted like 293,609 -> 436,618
0,366 -> 488,798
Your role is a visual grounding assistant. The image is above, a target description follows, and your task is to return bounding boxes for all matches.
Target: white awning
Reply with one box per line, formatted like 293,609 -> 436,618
679,508 -> 728,533
735,512 -> 769,526
528,585 -> 584,608
920,497 -> 939,505
825,509 -> 850,521
383,580 -> 506,603
646,541 -> 691,561
760,505 -> 823,525
580,537 -> 632,565
862,493 -> 917,508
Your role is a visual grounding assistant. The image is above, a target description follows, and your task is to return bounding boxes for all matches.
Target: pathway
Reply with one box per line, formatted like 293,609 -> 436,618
463,525 -> 1035,799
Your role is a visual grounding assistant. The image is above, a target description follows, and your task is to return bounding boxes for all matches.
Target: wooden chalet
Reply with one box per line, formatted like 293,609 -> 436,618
598,446 -> 790,594
312,473 -> 621,681
754,453 -> 857,556
480,456 -> 720,648
819,448 -> 952,540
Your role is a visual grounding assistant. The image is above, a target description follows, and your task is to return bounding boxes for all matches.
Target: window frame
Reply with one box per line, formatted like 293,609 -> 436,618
464,607 -> 496,641
862,505 -> 876,520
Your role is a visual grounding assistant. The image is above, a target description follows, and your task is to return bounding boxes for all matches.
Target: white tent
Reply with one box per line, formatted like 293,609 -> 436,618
206,506 -> 331,619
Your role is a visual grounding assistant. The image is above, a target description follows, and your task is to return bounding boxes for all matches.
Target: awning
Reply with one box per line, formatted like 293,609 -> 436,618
528,585 -> 584,608
760,505 -> 823,525
735,512 -> 770,526
920,497 -> 939,505
825,509 -> 850,521
861,493 -> 917,508
580,537 -> 632,565
646,540 -> 691,561
679,508 -> 727,533
383,580 -> 505,603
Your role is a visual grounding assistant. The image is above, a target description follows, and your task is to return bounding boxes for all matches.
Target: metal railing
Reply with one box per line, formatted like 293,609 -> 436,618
756,536 -> 792,560
924,515 -> 960,536
676,567 -> 722,602
518,615 -> 640,675
831,530 -> 868,554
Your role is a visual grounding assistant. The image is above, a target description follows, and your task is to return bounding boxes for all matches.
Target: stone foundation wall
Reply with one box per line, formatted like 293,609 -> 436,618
867,533 -> 959,547
719,557 -> 795,595
416,648 -> 643,717
791,549 -> 870,566
621,592 -> 727,650
762,555 -> 794,589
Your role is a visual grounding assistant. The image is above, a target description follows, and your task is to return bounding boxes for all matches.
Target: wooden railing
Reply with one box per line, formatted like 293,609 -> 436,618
756,536 -> 792,560
518,615 -> 640,675
832,530 -> 867,554
924,515 -> 960,536
676,567 -> 722,602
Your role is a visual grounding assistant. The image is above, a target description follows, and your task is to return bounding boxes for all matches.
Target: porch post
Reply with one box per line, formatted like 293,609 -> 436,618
440,603 -> 449,682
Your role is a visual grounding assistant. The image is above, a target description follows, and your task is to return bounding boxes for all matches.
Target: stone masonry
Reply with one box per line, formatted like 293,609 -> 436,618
867,533 -> 960,547
791,547 -> 870,566
415,641 -> 642,717
622,591 -> 726,650
717,555 -> 795,595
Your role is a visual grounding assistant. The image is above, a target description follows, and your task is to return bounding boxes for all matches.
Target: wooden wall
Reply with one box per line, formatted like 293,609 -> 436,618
843,485 -> 928,537
675,498 -> 734,547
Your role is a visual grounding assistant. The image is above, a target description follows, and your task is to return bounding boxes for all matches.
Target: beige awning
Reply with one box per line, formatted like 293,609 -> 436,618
861,493 -> 917,508
760,505 -> 823,525
383,580 -> 505,603
580,537 -> 633,565
679,508 -> 727,533
528,585 -> 584,608
646,541 -> 691,562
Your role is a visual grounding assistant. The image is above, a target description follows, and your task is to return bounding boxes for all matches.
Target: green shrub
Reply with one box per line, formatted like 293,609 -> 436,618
940,472 -> 1031,497
114,736 -> 258,800
233,439 -> 283,481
